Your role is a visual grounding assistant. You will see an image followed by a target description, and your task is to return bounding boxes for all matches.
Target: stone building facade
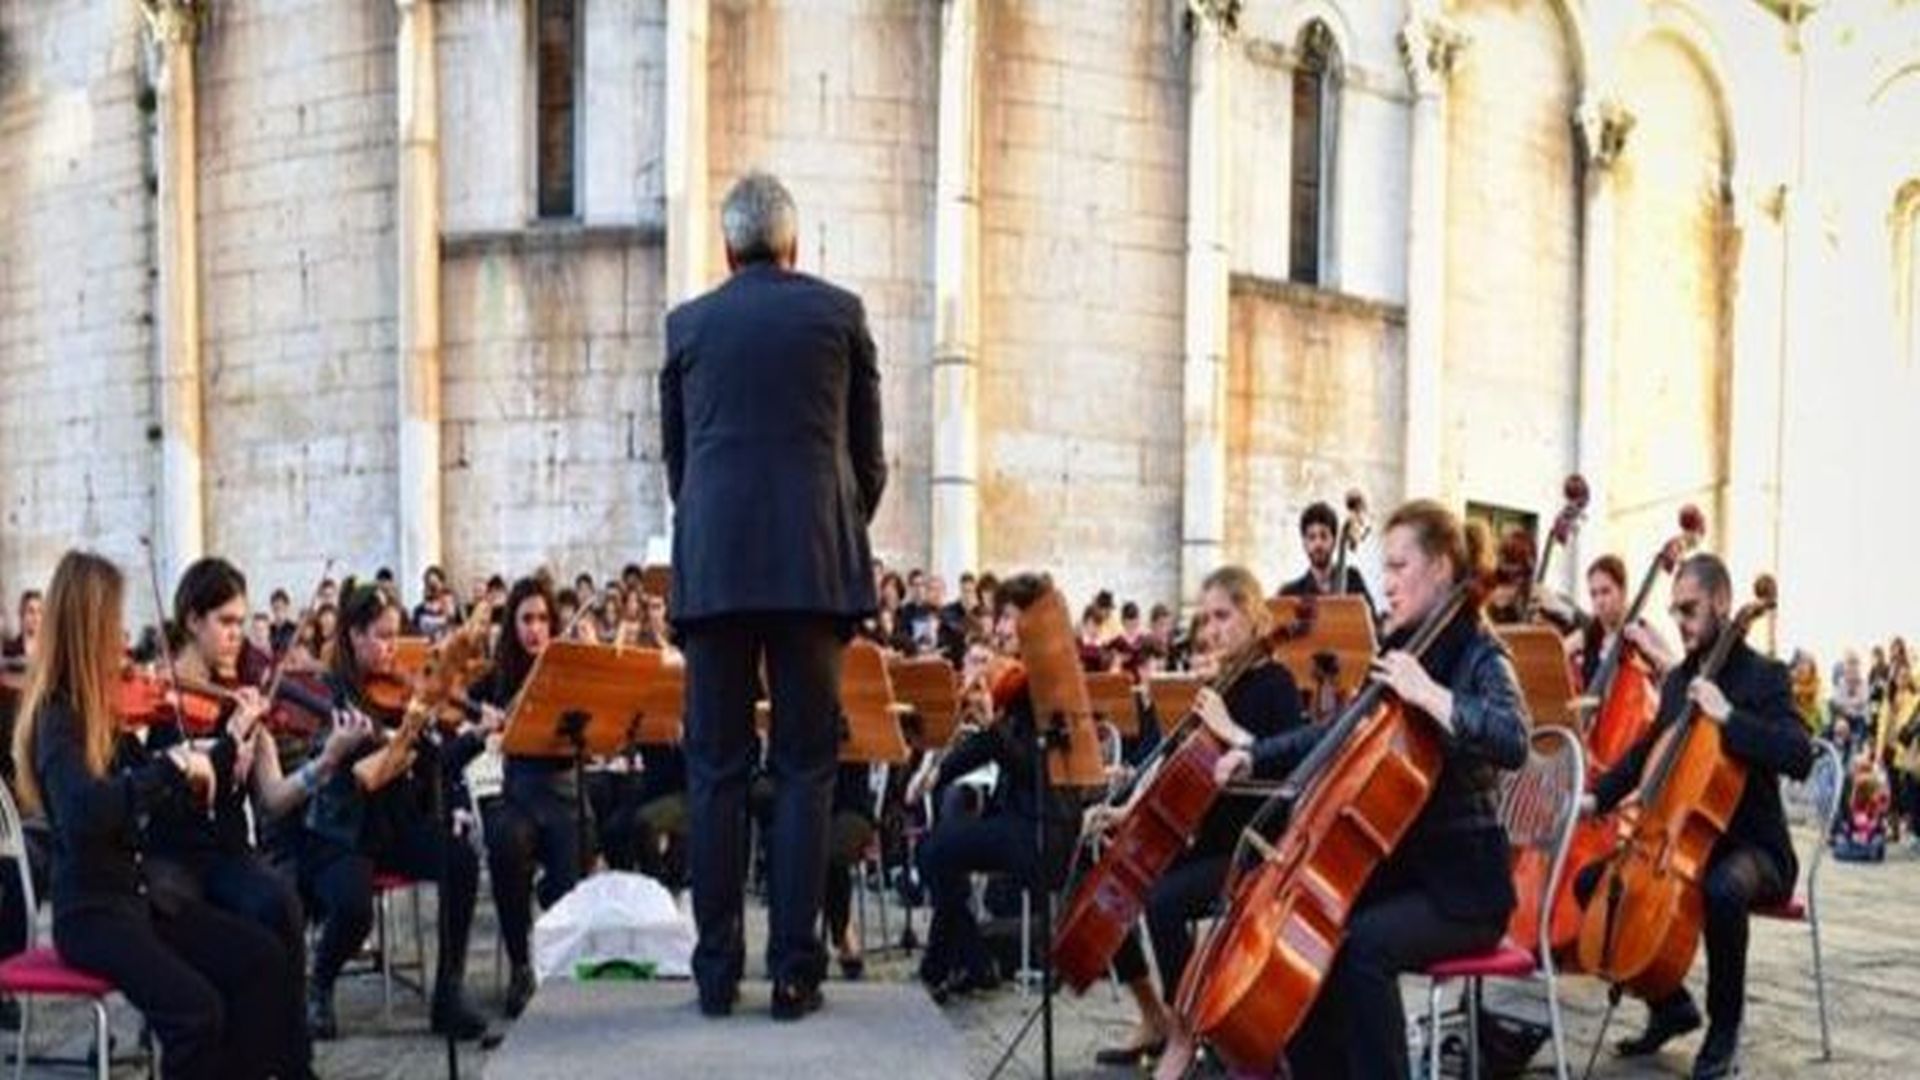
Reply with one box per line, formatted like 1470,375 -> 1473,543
1,0 -> 1917,658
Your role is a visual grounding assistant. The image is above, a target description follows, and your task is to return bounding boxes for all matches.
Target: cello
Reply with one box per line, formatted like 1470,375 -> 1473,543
1172,575 -> 1478,1071
1574,574 -> 1777,998
1050,638 -> 1274,994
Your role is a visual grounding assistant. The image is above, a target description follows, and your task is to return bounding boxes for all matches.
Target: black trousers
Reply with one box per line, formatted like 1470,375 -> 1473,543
146,850 -> 310,1072
682,614 -> 844,990
916,811 -> 1048,984
485,774 -> 587,968
53,896 -> 289,1080
303,818 -> 480,998
0,826 -> 48,959
1284,888 -> 1506,1079
1574,841 -> 1789,1034
1109,851 -> 1227,1004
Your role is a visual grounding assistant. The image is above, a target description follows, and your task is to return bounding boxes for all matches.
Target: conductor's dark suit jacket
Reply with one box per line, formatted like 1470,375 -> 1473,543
660,263 -> 886,624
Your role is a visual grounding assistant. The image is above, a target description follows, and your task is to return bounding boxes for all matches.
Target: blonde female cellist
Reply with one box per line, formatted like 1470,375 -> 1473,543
1574,553 -> 1811,1080
1163,500 -> 1529,1079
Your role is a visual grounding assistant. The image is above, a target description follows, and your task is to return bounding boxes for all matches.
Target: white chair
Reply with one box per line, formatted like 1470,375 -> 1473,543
1756,736 -> 1844,1060
1420,726 -> 1585,1080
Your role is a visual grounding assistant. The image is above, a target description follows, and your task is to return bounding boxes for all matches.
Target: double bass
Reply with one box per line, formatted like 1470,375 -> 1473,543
1172,576 -> 1477,1071
1575,575 -> 1778,997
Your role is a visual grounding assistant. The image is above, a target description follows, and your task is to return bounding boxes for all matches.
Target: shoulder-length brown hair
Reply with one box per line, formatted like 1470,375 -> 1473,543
12,551 -> 126,813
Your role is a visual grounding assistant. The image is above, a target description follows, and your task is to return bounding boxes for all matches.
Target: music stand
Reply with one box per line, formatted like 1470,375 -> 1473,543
889,655 -> 962,750
1267,595 -> 1377,718
1496,623 -> 1579,731
504,641 -> 677,878
1083,671 -> 1140,739
837,641 -> 913,766
1145,673 -> 1202,733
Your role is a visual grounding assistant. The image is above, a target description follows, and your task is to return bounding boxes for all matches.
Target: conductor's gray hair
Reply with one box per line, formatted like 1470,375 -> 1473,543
720,172 -> 798,264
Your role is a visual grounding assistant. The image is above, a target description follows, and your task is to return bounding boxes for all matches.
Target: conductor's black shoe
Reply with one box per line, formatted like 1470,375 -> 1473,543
770,981 -> 824,1022
1093,1037 -> 1167,1067
697,982 -> 738,1018
1616,994 -> 1702,1058
1690,1027 -> 1740,1079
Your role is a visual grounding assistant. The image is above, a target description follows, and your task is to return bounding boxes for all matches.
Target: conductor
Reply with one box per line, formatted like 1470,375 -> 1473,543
660,172 -> 887,1021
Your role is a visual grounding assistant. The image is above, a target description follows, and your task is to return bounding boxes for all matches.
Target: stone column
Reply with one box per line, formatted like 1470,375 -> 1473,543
395,0 -> 443,587
142,1 -> 206,583
931,0 -> 981,582
1396,12 -> 1465,500
1572,95 -> 1632,576
1179,2 -> 1234,606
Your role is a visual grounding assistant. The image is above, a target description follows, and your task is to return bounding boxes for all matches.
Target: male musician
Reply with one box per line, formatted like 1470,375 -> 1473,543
1577,554 -> 1812,1079
661,171 -> 886,1022
1278,501 -> 1375,614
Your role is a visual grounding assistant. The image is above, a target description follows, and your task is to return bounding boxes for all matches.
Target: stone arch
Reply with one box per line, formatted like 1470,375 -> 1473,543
1439,0 -> 1584,509
1272,0 -> 1357,67
1605,29 -> 1734,567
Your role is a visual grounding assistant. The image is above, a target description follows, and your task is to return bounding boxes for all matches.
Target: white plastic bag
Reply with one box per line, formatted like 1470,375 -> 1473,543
531,871 -> 696,982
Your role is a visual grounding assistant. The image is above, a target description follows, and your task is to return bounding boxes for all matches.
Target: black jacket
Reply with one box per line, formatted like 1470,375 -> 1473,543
660,263 -> 886,624
1278,567 -> 1375,616
1195,660 -> 1304,857
1593,638 -> 1812,885
32,698 -> 191,912
1249,619 -> 1530,922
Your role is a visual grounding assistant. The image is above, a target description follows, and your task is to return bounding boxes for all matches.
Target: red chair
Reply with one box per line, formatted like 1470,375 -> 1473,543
1754,736 -> 1844,1061
0,782 -> 154,1080
1420,726 -> 1585,1080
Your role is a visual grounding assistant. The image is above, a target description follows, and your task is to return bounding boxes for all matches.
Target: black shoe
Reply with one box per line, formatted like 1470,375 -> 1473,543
698,982 -> 739,1018
770,981 -> 824,1022
305,985 -> 338,1042
1691,1026 -> 1739,1079
1616,995 -> 1703,1058
504,964 -> 537,1019
838,954 -> 866,981
431,991 -> 489,1042
1093,1037 -> 1167,1067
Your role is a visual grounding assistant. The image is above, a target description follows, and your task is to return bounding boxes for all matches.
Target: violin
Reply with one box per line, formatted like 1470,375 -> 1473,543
1574,574 -> 1777,998
351,600 -> 493,793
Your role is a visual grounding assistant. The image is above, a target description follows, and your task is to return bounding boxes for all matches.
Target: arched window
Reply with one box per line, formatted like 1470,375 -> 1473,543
1289,21 -> 1339,286
535,0 -> 581,220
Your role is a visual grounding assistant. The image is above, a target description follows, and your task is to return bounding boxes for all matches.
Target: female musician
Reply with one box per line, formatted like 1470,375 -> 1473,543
1575,554 -> 1812,1080
147,557 -> 370,1077
1570,555 -> 1676,686
1185,501 -> 1530,1079
915,657 -> 1079,1001
301,581 -> 491,1041
819,763 -> 876,980
1093,567 -> 1304,1068
467,576 -> 580,1018
12,551 -> 289,1079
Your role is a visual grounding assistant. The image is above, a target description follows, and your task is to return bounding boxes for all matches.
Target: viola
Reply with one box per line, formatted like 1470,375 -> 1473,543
1574,575 -> 1777,998
1173,579 -> 1477,1071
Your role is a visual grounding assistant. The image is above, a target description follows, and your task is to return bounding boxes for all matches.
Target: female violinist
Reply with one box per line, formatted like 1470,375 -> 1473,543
147,557 -> 371,1077
12,551 -> 288,1079
1574,554 -> 1811,1080
300,580 -> 493,1041
1183,500 -> 1529,1079
1091,567 -> 1304,1068
467,576 -> 579,1018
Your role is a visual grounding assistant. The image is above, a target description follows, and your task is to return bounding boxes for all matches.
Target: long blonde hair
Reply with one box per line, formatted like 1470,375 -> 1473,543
12,551 -> 126,814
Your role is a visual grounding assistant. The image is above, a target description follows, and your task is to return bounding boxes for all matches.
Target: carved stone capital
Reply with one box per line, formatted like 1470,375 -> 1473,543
1575,96 -> 1636,170
1186,0 -> 1242,38
139,0 -> 204,48
1398,15 -> 1467,97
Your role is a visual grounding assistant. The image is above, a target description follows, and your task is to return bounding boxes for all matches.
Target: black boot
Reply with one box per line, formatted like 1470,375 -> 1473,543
504,964 -> 537,1020
1616,992 -> 1703,1058
1691,1026 -> 1739,1079
305,981 -> 338,1042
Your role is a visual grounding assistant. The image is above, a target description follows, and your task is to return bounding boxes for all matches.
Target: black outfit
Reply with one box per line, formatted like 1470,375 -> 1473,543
916,696 -> 1084,988
1245,610 -> 1529,1078
820,764 -> 878,955
301,673 -> 482,1033
1109,660 -> 1303,1002
661,260 -> 886,998
33,698 -> 290,1080
469,666 -> 587,977
1278,566 -> 1376,616
1581,638 -> 1812,1049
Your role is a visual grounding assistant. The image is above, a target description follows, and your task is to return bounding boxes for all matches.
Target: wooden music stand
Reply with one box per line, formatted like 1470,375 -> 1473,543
838,640 -> 912,766
889,655 -> 962,750
1014,587 -> 1106,790
1084,670 -> 1140,739
1497,623 -> 1579,731
1146,673 -> 1202,729
1266,595 -> 1377,702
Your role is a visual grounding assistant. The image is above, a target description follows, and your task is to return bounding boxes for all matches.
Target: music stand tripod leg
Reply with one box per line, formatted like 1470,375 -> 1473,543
559,710 -> 593,882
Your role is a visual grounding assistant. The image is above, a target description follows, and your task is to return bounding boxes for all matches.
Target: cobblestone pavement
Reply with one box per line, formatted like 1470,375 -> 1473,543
12,824 -> 1914,1078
